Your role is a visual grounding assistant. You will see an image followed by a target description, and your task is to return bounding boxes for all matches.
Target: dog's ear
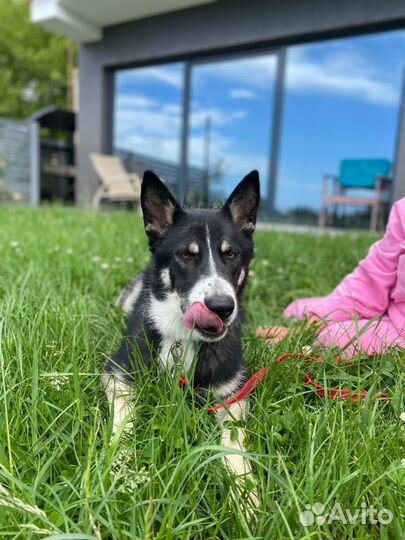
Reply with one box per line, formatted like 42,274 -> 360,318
141,170 -> 183,246
222,170 -> 260,235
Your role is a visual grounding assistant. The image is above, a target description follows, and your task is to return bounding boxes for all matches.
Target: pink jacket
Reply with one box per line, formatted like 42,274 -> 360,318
284,198 -> 405,356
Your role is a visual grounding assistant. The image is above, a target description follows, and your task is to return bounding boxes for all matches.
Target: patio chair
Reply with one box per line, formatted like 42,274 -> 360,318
90,153 -> 141,210
318,159 -> 392,232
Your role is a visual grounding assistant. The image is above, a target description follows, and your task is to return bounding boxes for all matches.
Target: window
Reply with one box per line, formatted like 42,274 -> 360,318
112,30 -> 405,226
275,30 -> 405,226
187,54 -> 276,207
114,63 -> 184,196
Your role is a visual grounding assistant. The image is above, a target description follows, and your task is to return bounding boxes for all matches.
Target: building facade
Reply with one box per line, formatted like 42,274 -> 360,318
32,0 -> 405,224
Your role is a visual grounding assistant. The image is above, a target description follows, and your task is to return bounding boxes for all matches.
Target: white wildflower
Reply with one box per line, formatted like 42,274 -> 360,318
261,259 -> 270,266
66,248 -> 73,255
111,449 -> 150,493
10,241 -> 19,248
400,412 -> 405,423
92,255 -> 101,262
100,262 -> 109,270
114,256 -> 122,262
49,375 -> 68,390
127,257 -> 134,263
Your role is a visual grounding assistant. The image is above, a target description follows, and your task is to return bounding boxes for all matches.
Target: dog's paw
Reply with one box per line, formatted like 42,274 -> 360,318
247,486 -> 260,510
231,477 -> 260,521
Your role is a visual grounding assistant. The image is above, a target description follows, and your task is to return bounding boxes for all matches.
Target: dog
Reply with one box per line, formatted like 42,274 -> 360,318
102,169 -> 260,507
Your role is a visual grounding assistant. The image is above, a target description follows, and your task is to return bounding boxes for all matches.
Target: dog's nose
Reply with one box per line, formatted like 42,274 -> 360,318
205,295 -> 235,321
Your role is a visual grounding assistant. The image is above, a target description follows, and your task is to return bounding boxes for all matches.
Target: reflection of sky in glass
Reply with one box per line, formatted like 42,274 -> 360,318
277,30 -> 405,214
113,29 -> 405,213
114,63 -> 184,164
188,56 -> 276,201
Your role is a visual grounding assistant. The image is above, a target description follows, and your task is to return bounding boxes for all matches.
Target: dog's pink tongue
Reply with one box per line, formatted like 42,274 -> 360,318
183,302 -> 224,334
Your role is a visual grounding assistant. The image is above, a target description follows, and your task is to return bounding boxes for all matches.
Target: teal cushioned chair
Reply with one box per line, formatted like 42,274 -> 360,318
318,159 -> 392,232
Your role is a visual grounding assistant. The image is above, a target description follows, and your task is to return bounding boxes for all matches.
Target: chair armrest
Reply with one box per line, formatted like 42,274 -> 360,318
128,172 -> 141,186
322,174 -> 339,197
374,175 -> 392,200
375,175 -> 392,194
100,173 -> 130,185
376,175 -> 392,184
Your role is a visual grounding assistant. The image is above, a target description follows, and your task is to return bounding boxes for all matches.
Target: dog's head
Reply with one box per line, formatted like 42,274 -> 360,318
141,170 -> 260,342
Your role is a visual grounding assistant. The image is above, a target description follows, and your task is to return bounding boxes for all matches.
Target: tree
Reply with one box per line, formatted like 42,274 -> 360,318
0,0 -> 72,119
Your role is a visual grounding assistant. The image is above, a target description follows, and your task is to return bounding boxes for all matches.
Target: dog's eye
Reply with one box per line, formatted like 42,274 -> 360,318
178,250 -> 194,262
224,249 -> 238,261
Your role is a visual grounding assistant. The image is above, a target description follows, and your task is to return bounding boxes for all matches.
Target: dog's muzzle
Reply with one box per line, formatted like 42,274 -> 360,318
183,301 -> 225,336
204,294 -> 235,322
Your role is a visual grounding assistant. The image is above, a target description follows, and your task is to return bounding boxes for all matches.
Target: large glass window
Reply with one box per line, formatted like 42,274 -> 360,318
113,30 -> 405,226
187,55 -> 276,207
275,30 -> 405,226
114,63 -> 184,196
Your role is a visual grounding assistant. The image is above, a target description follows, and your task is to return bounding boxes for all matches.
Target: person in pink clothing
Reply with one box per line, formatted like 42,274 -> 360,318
267,198 -> 405,358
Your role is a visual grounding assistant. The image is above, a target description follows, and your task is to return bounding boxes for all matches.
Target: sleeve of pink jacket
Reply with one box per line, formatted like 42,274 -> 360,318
284,199 -> 405,322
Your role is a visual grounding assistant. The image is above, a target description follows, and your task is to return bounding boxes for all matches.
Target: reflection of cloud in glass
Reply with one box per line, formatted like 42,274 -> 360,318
114,30 -> 405,213
115,92 -> 269,198
286,49 -> 400,106
114,94 -> 248,161
187,42 -> 402,106
115,89 -> 266,191
229,88 -> 258,100
115,94 -> 181,160
120,41 -> 402,106
188,55 -> 274,199
118,65 -> 182,89
189,107 -> 247,128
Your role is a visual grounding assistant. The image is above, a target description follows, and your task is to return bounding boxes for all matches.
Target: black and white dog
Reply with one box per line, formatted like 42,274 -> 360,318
102,169 -> 260,504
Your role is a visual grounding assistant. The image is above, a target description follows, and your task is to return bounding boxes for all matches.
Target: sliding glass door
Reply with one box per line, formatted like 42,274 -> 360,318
112,30 -> 405,227
113,63 -> 184,196
186,54 -> 278,208
113,50 -> 283,213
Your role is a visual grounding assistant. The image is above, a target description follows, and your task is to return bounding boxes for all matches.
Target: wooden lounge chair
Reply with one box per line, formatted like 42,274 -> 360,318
90,152 -> 141,210
318,159 -> 392,232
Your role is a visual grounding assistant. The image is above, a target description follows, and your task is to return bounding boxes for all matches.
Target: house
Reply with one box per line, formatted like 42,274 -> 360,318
31,0 -> 405,224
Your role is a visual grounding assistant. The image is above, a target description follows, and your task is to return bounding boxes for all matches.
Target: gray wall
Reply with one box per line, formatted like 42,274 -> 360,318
78,0 -> 405,206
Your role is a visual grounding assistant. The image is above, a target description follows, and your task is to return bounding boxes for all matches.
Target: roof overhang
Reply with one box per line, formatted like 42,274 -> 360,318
31,0 -> 216,43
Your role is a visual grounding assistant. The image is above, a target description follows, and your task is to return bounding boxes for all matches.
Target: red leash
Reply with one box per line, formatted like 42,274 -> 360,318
207,367 -> 270,412
277,353 -> 388,402
188,352 -> 388,412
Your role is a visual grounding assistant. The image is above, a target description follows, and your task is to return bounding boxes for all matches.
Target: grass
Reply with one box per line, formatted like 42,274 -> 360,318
0,206 -> 405,539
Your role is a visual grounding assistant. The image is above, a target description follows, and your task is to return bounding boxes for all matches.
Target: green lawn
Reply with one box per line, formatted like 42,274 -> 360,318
1,207 -> 404,539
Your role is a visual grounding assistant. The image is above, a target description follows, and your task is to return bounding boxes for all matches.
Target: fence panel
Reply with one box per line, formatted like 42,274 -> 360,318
0,117 -> 30,203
